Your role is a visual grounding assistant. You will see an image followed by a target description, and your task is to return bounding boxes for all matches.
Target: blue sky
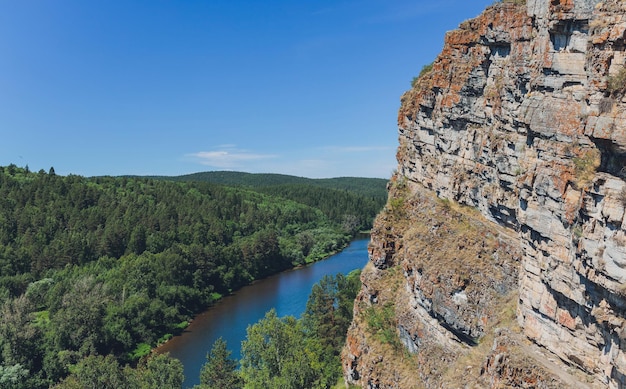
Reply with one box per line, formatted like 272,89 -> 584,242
0,0 -> 493,178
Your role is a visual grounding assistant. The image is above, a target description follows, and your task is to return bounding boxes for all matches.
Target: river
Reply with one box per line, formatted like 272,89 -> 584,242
157,238 -> 370,388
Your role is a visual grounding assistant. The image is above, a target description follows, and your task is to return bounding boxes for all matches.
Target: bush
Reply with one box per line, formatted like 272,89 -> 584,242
607,67 -> 626,96
128,343 -> 151,360
365,303 -> 401,349
412,62 -> 434,87
572,148 -> 601,190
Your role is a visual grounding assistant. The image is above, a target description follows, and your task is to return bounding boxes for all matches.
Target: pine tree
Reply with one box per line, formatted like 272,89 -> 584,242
198,337 -> 241,389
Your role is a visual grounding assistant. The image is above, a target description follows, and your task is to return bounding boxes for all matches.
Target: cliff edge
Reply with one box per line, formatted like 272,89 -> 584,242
343,0 -> 626,387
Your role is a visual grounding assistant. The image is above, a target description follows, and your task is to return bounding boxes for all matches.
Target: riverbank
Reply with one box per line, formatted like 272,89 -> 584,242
157,238 -> 370,388
153,234 -> 369,355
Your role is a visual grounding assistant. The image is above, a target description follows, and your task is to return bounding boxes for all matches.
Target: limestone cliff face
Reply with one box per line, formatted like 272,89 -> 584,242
343,0 -> 626,388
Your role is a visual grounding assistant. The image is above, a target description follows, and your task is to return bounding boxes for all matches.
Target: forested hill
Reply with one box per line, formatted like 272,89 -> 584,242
137,171 -> 389,235
0,164 -> 383,388
141,171 -> 388,199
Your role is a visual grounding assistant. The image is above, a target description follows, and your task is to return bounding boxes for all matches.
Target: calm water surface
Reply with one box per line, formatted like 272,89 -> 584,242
158,238 -> 370,388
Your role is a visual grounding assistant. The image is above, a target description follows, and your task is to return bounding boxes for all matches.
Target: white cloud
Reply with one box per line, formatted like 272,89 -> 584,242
187,146 -> 277,169
185,144 -> 396,178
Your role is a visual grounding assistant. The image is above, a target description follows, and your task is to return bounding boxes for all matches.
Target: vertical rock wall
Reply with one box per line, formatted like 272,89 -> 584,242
344,0 -> 626,387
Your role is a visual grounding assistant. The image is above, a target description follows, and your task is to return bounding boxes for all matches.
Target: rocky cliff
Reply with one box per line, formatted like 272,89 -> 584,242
343,0 -> 626,387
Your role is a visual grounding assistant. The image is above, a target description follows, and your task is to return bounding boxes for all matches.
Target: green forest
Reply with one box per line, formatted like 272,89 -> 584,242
0,164 -> 384,388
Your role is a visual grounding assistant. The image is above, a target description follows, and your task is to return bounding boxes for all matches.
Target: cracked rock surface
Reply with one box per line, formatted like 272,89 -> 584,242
343,0 -> 626,387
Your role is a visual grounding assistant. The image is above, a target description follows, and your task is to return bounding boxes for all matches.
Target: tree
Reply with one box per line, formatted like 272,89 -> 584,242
300,271 -> 362,385
196,337 -> 241,389
58,354 -> 125,389
0,295 -> 42,373
0,364 -> 29,389
135,353 -> 184,389
128,225 -> 147,255
240,309 -> 326,389
303,271 -> 361,351
341,214 -> 360,234
54,353 -> 183,389
50,275 -> 110,355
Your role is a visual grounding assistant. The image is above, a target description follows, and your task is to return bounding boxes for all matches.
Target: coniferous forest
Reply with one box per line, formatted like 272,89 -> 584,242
0,164 -> 385,388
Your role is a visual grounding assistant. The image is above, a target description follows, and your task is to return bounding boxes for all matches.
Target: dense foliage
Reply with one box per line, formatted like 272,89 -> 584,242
53,353 -> 184,389
255,185 -> 381,234
143,171 -> 388,232
0,164 -> 376,388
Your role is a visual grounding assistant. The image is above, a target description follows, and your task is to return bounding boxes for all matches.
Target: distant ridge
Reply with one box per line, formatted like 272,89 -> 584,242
138,171 -> 389,199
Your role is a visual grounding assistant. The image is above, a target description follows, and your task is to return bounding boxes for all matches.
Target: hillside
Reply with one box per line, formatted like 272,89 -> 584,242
138,171 -> 389,233
343,0 -> 626,387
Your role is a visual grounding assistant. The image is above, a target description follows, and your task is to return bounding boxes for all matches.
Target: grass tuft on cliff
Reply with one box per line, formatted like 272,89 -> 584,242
607,66 -> 626,96
572,148 -> 601,190
411,62 -> 434,88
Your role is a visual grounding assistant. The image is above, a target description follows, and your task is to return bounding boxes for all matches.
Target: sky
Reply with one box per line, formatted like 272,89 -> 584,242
0,0 -> 494,179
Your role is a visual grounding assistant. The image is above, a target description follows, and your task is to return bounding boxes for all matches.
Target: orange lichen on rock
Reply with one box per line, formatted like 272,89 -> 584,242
399,3 -> 530,122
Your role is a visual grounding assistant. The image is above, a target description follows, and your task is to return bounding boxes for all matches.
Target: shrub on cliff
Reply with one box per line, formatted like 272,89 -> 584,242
607,66 -> 626,96
411,62 -> 434,88
572,148 -> 601,190
365,303 -> 401,349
